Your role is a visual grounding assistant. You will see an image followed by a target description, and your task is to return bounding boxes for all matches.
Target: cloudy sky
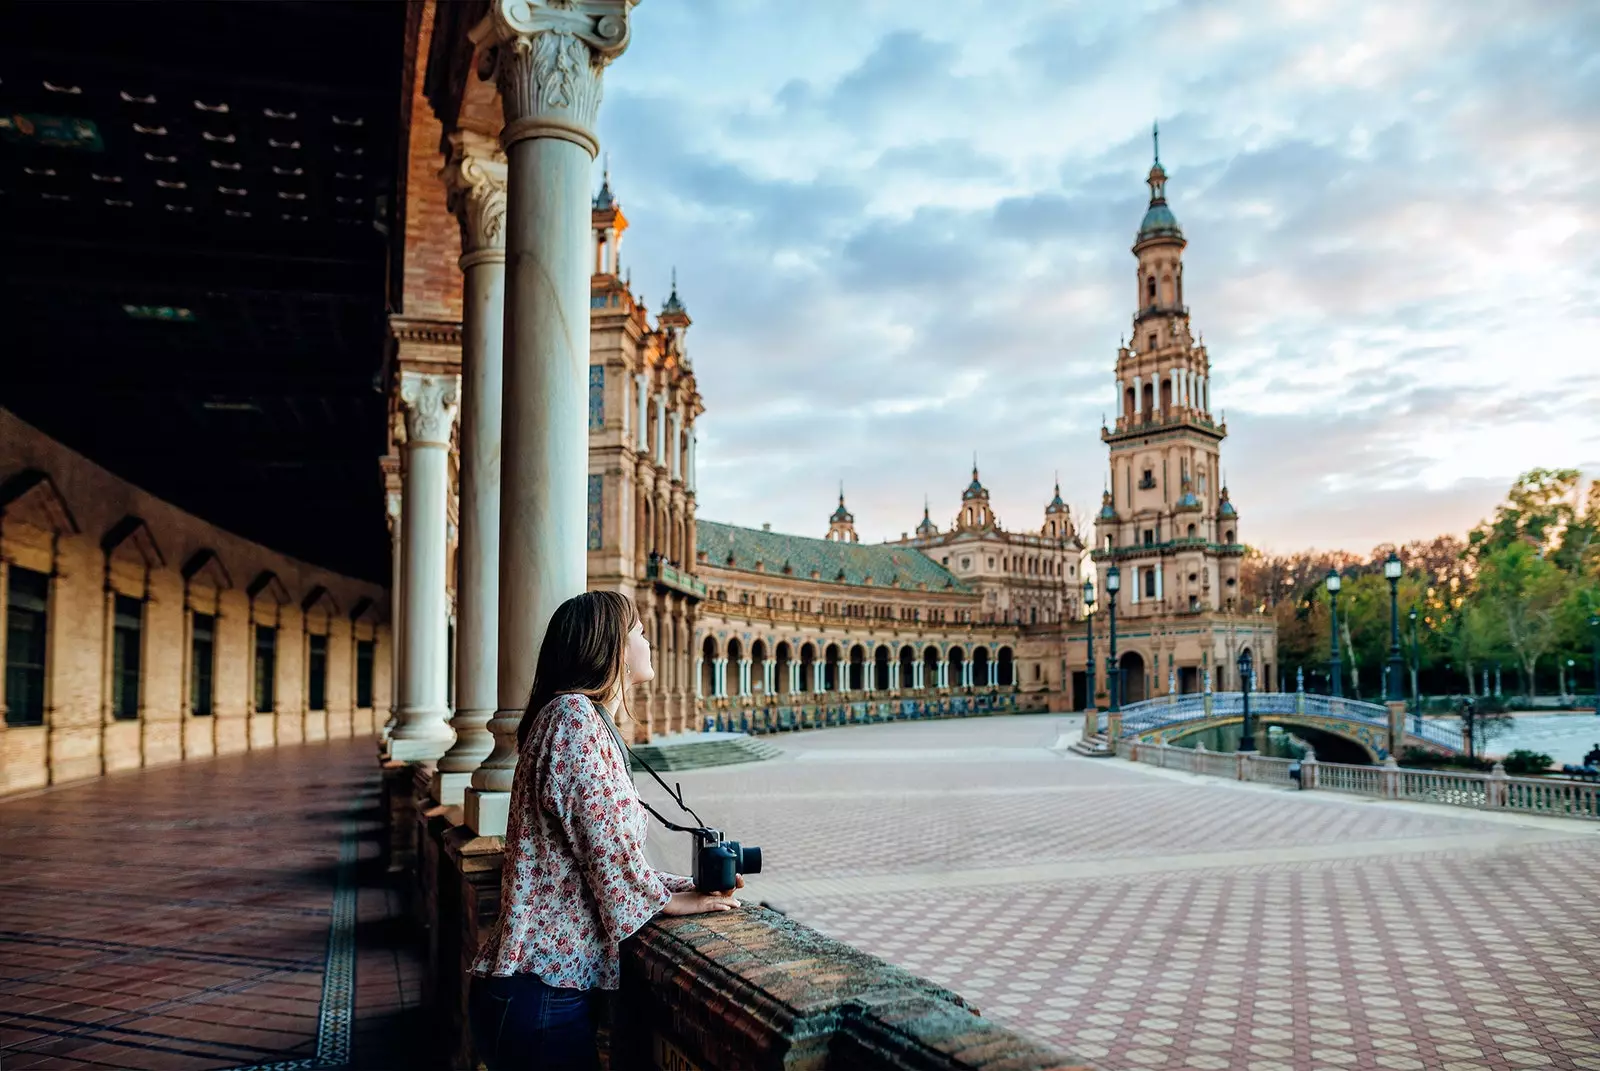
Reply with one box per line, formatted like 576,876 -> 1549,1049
596,0 -> 1599,556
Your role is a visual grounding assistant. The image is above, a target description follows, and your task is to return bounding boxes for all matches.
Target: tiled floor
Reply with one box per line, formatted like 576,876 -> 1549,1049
642,715 -> 1600,1071
0,739 -> 429,1070
9,718 -> 1600,1071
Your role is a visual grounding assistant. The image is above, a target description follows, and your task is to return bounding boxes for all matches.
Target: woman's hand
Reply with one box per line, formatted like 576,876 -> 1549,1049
661,886 -> 742,916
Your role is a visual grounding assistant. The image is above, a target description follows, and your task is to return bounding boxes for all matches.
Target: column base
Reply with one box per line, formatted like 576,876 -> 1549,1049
464,788 -> 510,838
431,770 -> 474,806
389,734 -> 454,763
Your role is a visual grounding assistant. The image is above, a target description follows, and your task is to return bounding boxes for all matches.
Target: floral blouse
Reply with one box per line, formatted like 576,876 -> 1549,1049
470,693 -> 693,990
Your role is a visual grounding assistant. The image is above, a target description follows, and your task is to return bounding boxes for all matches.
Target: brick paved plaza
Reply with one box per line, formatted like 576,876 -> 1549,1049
0,740 -> 428,1070
642,715 -> 1600,1071
4,720 -> 1600,1070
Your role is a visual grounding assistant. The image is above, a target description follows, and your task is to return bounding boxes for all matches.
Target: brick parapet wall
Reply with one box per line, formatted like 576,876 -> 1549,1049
429,826 -> 1090,1070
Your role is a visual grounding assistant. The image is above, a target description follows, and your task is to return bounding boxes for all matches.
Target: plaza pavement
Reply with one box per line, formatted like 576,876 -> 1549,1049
0,739 -> 429,1070
4,722 -> 1598,1070
641,714 -> 1600,1071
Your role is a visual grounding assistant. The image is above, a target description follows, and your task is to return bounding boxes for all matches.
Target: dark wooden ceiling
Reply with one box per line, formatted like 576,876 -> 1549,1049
0,2 -> 406,582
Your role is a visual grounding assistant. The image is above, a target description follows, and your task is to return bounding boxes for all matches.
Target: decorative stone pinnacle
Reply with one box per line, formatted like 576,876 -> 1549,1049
399,372 -> 462,446
476,0 -> 638,157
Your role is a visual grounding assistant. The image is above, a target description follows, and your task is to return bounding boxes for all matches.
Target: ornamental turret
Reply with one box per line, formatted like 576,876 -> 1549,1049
1044,480 -> 1072,542
957,463 -> 994,530
826,487 -> 858,543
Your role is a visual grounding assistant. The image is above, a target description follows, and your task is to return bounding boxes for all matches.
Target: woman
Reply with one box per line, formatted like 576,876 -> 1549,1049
468,591 -> 741,1069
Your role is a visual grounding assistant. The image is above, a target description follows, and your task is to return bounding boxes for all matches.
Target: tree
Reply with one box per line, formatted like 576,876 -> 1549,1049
1470,468 -> 1583,559
1475,543 -> 1571,698
1554,479 -> 1600,577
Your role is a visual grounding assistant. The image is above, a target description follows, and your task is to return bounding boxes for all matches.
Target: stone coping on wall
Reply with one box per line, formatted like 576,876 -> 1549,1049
617,906 -> 1093,1071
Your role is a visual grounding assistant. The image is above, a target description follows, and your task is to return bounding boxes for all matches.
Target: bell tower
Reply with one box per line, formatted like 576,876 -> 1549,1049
1096,126 -> 1243,618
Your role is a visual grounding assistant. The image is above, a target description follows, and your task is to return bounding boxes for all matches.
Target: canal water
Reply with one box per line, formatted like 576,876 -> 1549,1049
1170,723 -> 1306,759
1440,713 -> 1600,766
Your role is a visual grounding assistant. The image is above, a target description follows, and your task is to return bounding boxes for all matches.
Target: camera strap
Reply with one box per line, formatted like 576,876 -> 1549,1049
595,706 -> 711,836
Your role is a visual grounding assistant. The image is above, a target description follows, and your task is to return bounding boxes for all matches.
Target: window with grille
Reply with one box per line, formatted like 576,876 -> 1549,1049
112,595 -> 142,720
5,567 -> 49,727
308,633 -> 328,712
356,640 -> 375,709
191,613 -> 215,716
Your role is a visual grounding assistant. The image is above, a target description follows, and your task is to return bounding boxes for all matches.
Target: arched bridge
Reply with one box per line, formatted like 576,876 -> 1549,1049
1102,692 -> 1463,763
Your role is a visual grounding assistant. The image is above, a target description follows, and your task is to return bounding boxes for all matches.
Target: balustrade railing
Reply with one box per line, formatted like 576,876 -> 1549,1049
1109,691 -> 1463,756
1117,740 -> 1599,821
1316,763 -> 1384,796
1394,767 -> 1488,808
1502,776 -> 1600,818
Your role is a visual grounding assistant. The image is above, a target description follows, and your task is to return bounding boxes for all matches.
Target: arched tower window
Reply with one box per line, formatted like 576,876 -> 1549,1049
1145,275 -> 1156,303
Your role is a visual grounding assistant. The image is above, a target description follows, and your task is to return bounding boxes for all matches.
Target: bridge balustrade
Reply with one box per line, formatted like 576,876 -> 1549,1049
1316,763 -> 1384,796
1125,739 -> 1600,820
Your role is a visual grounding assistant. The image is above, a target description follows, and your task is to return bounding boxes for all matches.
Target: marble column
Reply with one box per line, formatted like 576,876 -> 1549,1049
435,138 -> 507,805
654,392 -> 666,462
634,373 -> 649,451
390,372 -> 461,762
382,489 -> 403,744
468,0 -> 635,836
686,431 -> 697,493
669,410 -> 682,481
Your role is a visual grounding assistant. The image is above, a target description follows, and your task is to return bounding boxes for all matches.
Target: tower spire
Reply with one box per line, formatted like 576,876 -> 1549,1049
1152,121 -> 1160,166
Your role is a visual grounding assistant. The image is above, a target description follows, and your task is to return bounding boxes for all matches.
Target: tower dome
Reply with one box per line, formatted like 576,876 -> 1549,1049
915,498 -> 938,538
962,465 -> 987,501
1135,123 -> 1183,246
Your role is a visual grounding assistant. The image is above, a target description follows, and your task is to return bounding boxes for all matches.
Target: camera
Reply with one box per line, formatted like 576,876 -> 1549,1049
691,828 -> 762,893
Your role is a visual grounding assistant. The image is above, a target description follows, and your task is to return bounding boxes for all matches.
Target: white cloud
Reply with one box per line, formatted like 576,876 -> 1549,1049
599,0 -> 1600,554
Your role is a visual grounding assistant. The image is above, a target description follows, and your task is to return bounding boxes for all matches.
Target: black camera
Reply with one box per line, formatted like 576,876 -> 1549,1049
692,828 -> 762,893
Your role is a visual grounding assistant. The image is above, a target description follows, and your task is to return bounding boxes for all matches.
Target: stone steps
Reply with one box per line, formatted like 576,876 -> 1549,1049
1068,732 -> 1114,758
628,735 -> 783,773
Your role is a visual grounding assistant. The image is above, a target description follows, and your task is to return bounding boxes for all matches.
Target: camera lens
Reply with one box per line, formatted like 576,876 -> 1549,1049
738,845 -> 762,875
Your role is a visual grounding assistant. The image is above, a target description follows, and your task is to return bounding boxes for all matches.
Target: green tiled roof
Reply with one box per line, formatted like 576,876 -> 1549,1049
698,519 -> 969,592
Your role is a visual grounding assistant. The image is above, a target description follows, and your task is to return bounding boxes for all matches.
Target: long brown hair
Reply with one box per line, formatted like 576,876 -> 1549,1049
516,590 -> 640,750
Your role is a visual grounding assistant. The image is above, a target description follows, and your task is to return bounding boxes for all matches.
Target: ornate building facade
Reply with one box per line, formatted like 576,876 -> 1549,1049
585,175 -> 704,737
384,105 -> 1274,741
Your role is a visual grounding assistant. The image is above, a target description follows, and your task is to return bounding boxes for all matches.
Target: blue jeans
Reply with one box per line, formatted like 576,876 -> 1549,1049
468,973 -> 597,1071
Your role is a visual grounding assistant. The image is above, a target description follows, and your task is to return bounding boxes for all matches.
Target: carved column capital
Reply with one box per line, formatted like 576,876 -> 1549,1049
442,133 -> 508,264
473,0 -> 637,157
399,372 -> 462,447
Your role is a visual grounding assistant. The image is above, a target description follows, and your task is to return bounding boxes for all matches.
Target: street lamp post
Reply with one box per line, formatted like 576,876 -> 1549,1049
1384,552 -> 1404,703
1590,614 -> 1600,714
1326,569 -> 1343,698
1083,578 -> 1096,716
1408,607 -> 1421,732
1238,647 -> 1256,752
1106,565 -> 1121,713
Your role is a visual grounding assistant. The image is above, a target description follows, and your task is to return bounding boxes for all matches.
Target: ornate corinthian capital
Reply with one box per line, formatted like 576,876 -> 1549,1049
474,0 -> 637,157
442,133 -> 508,261
399,372 -> 462,447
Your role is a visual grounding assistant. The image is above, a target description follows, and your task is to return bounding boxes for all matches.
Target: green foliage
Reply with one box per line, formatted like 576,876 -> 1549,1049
1502,749 -> 1554,775
1251,470 -> 1598,703
1399,745 -> 1493,771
